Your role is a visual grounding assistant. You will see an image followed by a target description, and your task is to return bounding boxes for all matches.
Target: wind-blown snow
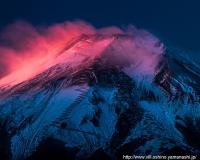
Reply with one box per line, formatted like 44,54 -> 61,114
0,21 -> 164,86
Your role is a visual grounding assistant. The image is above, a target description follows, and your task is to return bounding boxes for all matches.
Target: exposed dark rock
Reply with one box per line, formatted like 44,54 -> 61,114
28,138 -> 79,160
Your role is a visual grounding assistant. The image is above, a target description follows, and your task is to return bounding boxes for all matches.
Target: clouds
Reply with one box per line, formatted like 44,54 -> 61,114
0,20 -> 164,86
0,21 -> 95,77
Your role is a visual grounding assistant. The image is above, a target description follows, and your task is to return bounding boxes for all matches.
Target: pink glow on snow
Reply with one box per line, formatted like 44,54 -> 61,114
0,21 -> 164,86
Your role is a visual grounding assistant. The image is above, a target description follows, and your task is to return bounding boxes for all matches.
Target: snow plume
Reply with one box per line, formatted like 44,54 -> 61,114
0,21 -> 95,84
102,27 -> 165,77
0,21 -> 164,86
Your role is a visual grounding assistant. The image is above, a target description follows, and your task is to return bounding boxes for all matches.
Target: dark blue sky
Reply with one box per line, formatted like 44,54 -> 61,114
0,0 -> 200,54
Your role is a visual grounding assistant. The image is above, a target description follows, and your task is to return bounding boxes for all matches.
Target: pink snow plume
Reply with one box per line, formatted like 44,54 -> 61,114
0,21 -> 164,86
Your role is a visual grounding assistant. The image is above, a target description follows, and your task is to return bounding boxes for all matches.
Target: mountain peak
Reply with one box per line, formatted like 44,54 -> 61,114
0,33 -> 164,89
0,33 -> 200,159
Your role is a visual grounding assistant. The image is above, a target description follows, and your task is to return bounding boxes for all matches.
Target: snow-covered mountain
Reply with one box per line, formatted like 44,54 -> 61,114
0,34 -> 200,160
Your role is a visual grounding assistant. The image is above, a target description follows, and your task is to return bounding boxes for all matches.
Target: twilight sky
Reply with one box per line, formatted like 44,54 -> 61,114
0,0 -> 200,58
